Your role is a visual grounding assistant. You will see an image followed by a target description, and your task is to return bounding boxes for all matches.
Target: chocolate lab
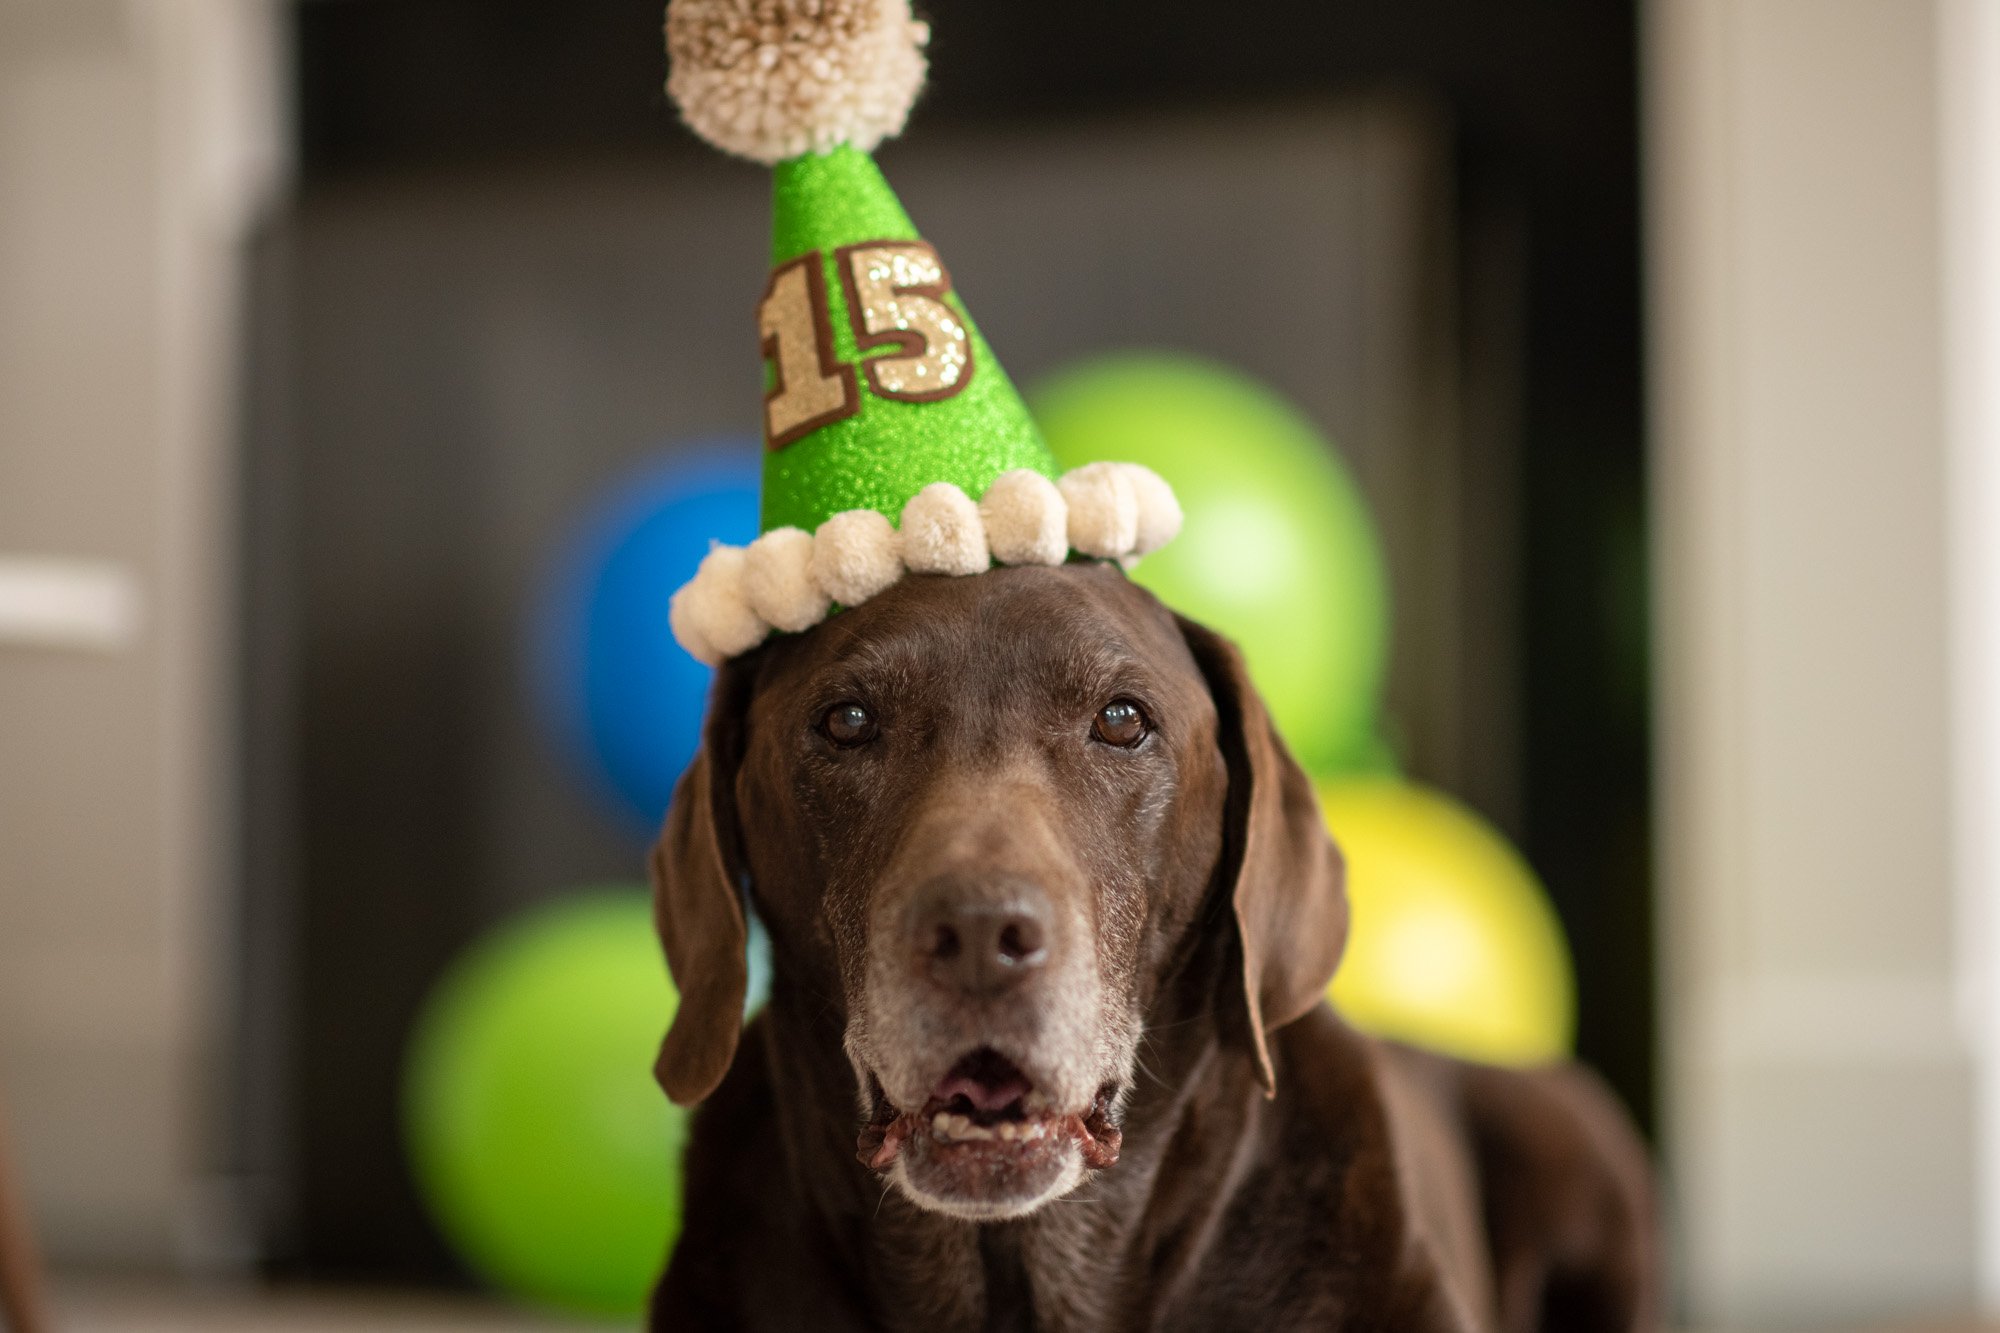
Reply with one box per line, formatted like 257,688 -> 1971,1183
648,562 -> 1657,1331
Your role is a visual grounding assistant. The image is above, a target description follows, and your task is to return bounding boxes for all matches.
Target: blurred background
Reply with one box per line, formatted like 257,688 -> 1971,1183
1,0 -> 1995,1328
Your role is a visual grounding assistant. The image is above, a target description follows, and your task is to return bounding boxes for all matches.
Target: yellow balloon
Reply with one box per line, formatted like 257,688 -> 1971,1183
1319,778 -> 1575,1066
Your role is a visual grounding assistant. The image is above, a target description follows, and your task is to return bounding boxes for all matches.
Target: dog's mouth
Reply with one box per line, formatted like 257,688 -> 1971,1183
856,1048 -> 1122,1176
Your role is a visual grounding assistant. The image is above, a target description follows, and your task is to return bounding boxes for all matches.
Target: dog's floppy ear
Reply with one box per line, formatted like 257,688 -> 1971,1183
1177,614 -> 1348,1096
652,658 -> 756,1106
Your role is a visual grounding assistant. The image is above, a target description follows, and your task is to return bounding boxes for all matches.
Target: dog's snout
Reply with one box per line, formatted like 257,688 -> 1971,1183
909,877 -> 1053,999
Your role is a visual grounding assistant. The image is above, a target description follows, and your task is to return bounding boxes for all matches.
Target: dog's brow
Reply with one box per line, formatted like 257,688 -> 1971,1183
809,619 -> 953,694
1031,639 -> 1155,699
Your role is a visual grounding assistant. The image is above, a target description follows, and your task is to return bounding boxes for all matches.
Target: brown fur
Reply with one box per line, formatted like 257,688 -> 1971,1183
649,563 -> 1658,1331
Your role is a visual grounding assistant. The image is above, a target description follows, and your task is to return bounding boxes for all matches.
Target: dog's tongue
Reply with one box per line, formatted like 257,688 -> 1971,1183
934,1070 -> 1031,1114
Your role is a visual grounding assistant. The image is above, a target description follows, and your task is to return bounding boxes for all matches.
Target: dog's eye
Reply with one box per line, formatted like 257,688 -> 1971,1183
821,701 -> 878,747
1092,699 -> 1150,748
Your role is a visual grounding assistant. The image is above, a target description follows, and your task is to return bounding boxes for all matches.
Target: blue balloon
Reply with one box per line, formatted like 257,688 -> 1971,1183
531,446 -> 761,833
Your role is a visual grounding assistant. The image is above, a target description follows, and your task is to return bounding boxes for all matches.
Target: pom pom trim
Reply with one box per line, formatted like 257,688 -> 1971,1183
669,463 -> 1178,662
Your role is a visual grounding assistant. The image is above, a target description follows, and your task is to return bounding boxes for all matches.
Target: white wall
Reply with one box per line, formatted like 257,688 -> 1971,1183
0,0 -> 282,1266
1649,0 -> 1981,1322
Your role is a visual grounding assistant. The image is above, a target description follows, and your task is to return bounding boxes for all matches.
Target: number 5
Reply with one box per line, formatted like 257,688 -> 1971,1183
836,241 -> 975,403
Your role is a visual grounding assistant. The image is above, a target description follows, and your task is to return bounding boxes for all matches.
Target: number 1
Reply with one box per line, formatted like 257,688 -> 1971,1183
759,253 -> 859,450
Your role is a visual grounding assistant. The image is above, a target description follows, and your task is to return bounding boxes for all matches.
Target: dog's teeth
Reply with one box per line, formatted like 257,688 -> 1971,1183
1023,1091 -> 1050,1114
929,1111 -> 1020,1144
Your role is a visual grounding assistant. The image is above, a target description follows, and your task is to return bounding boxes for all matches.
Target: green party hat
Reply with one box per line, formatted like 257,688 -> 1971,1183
760,146 -> 1053,535
663,0 -> 1182,665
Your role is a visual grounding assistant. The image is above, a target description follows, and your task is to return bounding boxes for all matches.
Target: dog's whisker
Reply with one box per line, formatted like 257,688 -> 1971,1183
1129,1050 -> 1170,1093
1137,1014 -> 1213,1036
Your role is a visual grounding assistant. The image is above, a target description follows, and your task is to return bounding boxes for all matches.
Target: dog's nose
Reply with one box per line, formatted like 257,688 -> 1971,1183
908,878 -> 1052,999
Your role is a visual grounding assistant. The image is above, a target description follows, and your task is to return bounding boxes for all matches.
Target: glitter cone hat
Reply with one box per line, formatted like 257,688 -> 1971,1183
665,0 -> 1181,664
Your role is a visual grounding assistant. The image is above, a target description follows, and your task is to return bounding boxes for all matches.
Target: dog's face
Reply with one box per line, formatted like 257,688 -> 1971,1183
752,564 -> 1229,1218
652,563 -> 1346,1221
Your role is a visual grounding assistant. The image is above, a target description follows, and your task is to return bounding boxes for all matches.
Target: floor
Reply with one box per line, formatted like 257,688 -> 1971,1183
38,1279 -> 2000,1332
51,1281 -> 596,1332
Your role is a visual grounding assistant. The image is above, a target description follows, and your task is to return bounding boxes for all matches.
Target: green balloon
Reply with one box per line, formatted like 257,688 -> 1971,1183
1034,354 -> 1390,774
403,890 -> 685,1320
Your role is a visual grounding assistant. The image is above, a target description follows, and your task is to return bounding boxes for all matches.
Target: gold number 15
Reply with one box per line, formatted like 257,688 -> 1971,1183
757,240 -> 975,450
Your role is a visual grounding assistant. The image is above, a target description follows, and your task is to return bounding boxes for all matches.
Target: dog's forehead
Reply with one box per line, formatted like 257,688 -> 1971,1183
769,563 -> 1200,701
816,564 -> 1184,684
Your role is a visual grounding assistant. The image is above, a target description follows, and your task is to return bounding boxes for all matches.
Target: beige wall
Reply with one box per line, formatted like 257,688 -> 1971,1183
1942,0 -> 2000,1309
1649,0 -> 1979,1321
0,0 -> 280,1266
